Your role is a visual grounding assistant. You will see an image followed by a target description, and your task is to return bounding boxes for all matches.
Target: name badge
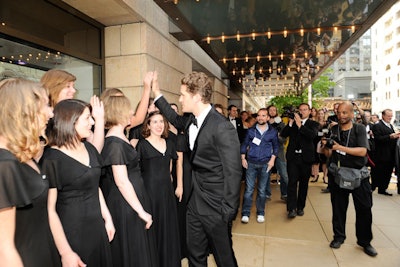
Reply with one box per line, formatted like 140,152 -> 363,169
336,150 -> 346,155
252,137 -> 261,146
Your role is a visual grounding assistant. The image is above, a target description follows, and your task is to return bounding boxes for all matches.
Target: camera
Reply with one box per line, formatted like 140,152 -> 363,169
282,106 -> 302,119
288,110 -> 302,119
324,135 -> 338,149
282,105 -> 295,118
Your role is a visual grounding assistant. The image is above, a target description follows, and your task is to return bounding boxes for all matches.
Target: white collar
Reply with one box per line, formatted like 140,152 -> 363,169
195,105 -> 212,128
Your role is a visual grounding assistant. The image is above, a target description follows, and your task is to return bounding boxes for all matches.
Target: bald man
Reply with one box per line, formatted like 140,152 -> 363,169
323,102 -> 377,257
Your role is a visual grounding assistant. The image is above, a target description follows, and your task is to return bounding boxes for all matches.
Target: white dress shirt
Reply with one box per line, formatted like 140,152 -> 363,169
189,105 -> 212,150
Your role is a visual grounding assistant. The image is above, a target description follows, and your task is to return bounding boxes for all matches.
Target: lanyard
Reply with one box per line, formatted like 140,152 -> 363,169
336,126 -> 352,168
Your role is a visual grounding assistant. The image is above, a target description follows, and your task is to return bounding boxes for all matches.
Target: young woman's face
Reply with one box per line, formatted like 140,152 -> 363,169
58,81 -> 77,104
311,108 -> 317,117
148,114 -> 165,137
75,107 -> 94,139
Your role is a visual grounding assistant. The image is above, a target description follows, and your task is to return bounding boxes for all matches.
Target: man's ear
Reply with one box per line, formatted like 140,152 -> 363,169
193,93 -> 202,104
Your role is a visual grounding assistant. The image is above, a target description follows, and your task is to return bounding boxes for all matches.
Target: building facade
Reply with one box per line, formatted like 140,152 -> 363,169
371,1 -> 400,124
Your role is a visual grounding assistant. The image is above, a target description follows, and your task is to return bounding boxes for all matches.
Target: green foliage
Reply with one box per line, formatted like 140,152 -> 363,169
267,69 -> 335,114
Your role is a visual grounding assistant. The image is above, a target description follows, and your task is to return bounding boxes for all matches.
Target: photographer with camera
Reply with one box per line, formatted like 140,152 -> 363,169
281,103 -> 319,218
322,101 -> 377,257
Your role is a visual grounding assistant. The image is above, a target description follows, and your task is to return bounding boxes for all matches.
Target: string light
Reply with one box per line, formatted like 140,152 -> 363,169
219,50 -> 334,63
202,25 -> 360,43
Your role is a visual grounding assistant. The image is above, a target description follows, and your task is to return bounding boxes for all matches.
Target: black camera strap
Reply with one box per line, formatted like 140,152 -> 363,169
336,126 -> 352,168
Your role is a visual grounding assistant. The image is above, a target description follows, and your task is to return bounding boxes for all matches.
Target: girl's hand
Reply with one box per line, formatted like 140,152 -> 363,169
61,251 -> 86,267
175,186 -> 183,202
138,210 -> 153,229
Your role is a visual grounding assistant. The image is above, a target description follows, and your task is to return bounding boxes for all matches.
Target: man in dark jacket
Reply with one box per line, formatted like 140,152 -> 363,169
240,108 -> 279,224
281,103 -> 319,218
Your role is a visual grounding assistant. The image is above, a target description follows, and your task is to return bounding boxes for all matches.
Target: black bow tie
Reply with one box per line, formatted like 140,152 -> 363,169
230,118 -> 235,121
191,116 -> 198,127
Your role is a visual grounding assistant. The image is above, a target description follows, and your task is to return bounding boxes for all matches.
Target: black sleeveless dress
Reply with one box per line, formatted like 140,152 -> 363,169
101,136 -> 159,267
137,138 -> 181,267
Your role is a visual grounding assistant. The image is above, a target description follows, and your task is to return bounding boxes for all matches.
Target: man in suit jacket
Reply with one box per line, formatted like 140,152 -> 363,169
281,103 -> 319,218
152,72 -> 242,267
371,109 -> 400,195
227,104 -> 246,143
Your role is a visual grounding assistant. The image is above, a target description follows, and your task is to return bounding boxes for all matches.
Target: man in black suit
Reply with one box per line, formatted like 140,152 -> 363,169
371,109 -> 400,195
152,72 -> 242,267
227,104 -> 246,143
281,103 -> 319,218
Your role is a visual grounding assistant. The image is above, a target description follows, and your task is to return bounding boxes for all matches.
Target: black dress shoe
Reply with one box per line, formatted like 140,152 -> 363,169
321,188 -> 330,193
329,240 -> 343,249
288,210 -> 297,218
297,209 -> 304,216
378,191 -> 392,196
357,243 -> 378,257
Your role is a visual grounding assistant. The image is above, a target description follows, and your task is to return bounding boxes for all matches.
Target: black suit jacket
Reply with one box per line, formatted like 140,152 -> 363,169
155,96 -> 242,222
372,120 -> 396,163
280,119 -> 319,164
228,117 -> 246,143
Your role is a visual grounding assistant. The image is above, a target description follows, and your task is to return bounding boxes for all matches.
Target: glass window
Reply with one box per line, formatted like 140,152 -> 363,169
0,37 -> 101,101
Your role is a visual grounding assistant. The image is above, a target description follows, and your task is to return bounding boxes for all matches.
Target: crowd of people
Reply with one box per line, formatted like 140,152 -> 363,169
234,101 -> 399,258
1,69 -> 399,267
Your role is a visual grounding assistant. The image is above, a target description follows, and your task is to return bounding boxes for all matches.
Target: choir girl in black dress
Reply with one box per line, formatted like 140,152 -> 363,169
0,78 -> 60,267
42,99 -> 114,267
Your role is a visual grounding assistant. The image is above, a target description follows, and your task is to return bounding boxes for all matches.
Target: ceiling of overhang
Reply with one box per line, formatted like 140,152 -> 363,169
154,0 -> 397,99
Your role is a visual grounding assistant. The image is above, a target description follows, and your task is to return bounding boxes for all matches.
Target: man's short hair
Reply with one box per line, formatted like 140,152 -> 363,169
228,104 -> 237,111
181,72 -> 212,103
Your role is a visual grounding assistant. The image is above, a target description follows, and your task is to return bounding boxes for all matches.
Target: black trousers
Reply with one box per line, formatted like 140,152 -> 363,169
329,177 -> 373,246
286,154 -> 312,211
374,161 -> 394,192
186,207 -> 238,267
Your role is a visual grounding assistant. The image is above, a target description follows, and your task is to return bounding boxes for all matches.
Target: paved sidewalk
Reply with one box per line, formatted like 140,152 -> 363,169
182,178 -> 400,267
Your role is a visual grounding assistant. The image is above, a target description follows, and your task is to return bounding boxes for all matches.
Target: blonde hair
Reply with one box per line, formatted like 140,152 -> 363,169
0,78 -> 48,162
41,69 -> 76,107
104,95 -> 132,129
